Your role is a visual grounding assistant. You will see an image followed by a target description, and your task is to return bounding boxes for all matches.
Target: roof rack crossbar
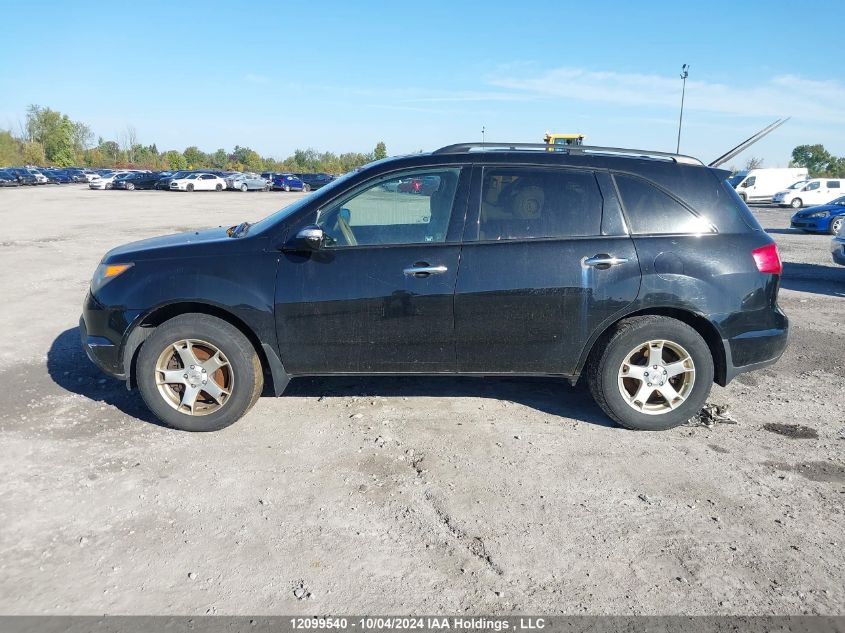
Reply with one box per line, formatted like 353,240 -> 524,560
433,142 -> 703,166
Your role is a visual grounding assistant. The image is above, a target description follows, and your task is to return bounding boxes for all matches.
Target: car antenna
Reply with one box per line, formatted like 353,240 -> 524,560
708,118 -> 790,168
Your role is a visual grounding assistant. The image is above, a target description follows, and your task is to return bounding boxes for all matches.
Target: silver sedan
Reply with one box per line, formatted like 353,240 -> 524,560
226,173 -> 270,192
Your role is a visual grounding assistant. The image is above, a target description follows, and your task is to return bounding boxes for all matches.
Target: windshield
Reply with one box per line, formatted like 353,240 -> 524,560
787,180 -> 808,190
831,196 -> 845,206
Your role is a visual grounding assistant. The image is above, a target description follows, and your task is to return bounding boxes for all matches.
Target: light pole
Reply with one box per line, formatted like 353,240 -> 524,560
676,64 -> 689,154
481,126 -> 486,144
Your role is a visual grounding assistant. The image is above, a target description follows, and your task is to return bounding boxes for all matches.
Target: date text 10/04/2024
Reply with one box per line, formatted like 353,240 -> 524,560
290,618 -> 547,631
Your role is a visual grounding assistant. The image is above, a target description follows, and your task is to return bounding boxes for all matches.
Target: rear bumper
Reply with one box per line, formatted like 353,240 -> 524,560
722,310 -> 789,384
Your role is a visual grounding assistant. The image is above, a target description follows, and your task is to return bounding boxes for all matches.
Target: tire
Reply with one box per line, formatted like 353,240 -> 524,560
136,314 -> 263,432
240,183 -> 248,192
587,316 -> 714,431
738,192 -> 746,202
829,216 -> 843,235
791,198 -> 802,209
263,184 -> 270,192
187,184 -> 194,192
303,184 -> 311,192
216,183 -> 223,191
126,183 -> 135,191
284,185 -> 290,192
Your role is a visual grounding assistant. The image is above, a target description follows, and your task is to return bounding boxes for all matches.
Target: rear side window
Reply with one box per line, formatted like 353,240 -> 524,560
827,181 -> 840,189
615,174 -> 713,235
477,167 -> 601,240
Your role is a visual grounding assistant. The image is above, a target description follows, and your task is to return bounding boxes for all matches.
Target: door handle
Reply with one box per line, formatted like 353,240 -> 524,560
403,264 -> 448,277
583,254 -> 629,269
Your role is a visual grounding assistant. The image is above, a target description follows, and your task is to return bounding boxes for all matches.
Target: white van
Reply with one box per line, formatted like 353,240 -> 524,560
772,178 -> 845,209
727,167 -> 808,203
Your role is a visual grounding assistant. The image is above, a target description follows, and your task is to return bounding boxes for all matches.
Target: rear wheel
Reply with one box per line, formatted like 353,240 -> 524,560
829,216 -> 844,235
284,185 -> 291,192
303,184 -> 311,192
215,183 -> 223,191
791,198 -> 803,209
136,314 -> 263,432
587,316 -> 713,430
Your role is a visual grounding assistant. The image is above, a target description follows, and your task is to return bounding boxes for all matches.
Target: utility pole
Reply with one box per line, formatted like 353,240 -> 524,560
676,64 -> 689,154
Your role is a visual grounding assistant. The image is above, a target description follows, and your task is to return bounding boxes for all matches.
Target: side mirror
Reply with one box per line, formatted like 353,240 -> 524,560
295,225 -> 324,250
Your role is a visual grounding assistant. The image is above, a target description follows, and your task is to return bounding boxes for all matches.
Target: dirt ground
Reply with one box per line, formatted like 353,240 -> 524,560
0,185 -> 842,615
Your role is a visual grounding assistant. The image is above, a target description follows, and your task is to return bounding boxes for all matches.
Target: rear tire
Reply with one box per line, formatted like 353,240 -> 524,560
587,316 -> 714,430
216,183 -> 223,191
136,314 -> 263,432
791,198 -> 802,209
303,184 -> 311,192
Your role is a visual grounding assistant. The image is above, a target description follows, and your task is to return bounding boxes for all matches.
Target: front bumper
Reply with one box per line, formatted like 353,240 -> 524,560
832,237 -> 845,266
790,218 -> 828,232
79,291 -> 135,380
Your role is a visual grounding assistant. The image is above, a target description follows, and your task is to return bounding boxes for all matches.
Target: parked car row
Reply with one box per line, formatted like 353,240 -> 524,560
0,165 -> 338,193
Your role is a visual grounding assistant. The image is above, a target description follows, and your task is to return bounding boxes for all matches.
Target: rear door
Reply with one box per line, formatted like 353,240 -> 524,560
454,165 -> 641,374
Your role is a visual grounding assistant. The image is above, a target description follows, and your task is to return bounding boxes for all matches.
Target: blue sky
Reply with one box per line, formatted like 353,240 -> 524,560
2,0 -> 844,167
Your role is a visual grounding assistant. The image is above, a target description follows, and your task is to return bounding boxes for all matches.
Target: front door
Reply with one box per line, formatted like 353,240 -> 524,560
275,165 -> 470,374
454,165 -> 641,374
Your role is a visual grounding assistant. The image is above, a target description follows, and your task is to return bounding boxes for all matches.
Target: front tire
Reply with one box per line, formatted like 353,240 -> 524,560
587,316 -> 714,430
284,185 -> 290,192
791,198 -> 803,209
186,183 -> 194,192
136,314 -> 263,432
126,183 -> 135,191
829,216 -> 843,235
240,183 -> 248,192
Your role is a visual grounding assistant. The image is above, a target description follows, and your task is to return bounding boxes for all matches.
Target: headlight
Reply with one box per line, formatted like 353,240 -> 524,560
807,211 -> 829,218
91,262 -> 133,295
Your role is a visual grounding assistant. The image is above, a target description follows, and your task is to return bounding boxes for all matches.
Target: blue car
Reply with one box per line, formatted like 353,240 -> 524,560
271,173 -> 307,192
790,196 -> 845,235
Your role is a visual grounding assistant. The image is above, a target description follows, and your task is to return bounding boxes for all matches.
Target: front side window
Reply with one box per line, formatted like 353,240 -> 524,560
744,176 -> 756,187
805,181 -> 821,191
615,174 -> 713,235
476,167 -> 602,240
317,168 -> 461,247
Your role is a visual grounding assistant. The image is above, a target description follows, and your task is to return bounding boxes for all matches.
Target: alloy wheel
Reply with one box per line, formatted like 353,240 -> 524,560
617,339 -> 696,415
155,339 -> 233,416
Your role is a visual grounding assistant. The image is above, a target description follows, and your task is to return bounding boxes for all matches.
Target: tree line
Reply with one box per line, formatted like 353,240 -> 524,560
0,104 -> 389,174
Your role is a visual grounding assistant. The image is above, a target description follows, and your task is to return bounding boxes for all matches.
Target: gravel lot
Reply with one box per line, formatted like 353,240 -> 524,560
0,186 -> 843,615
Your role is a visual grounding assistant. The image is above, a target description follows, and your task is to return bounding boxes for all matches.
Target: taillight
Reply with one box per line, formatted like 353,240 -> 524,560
752,243 -> 782,274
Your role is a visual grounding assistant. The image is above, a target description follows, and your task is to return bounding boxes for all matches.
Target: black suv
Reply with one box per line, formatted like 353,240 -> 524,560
81,142 -> 788,432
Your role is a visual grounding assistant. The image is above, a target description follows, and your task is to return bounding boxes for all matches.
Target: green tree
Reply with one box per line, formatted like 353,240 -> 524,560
164,150 -> 188,171
791,144 -> 833,177
22,141 -> 45,165
373,141 -> 387,161
211,148 -> 228,169
25,105 -> 77,165
0,130 -> 22,166
182,146 -> 207,168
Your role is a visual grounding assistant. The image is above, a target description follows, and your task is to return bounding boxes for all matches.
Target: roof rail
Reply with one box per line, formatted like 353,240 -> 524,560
433,142 -> 704,166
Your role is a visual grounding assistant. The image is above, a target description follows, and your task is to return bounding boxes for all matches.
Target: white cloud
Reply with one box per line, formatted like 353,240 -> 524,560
482,67 -> 845,123
243,73 -> 271,85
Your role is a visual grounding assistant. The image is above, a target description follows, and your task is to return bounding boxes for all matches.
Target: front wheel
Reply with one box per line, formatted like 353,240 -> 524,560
587,316 -> 714,430
126,182 -> 135,191
186,183 -> 194,192
829,216 -> 843,235
284,185 -> 290,192
791,198 -> 803,209
136,314 -> 263,431
240,183 -> 248,192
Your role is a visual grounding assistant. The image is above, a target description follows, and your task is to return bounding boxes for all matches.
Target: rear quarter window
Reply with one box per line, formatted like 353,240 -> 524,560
614,174 -> 714,235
